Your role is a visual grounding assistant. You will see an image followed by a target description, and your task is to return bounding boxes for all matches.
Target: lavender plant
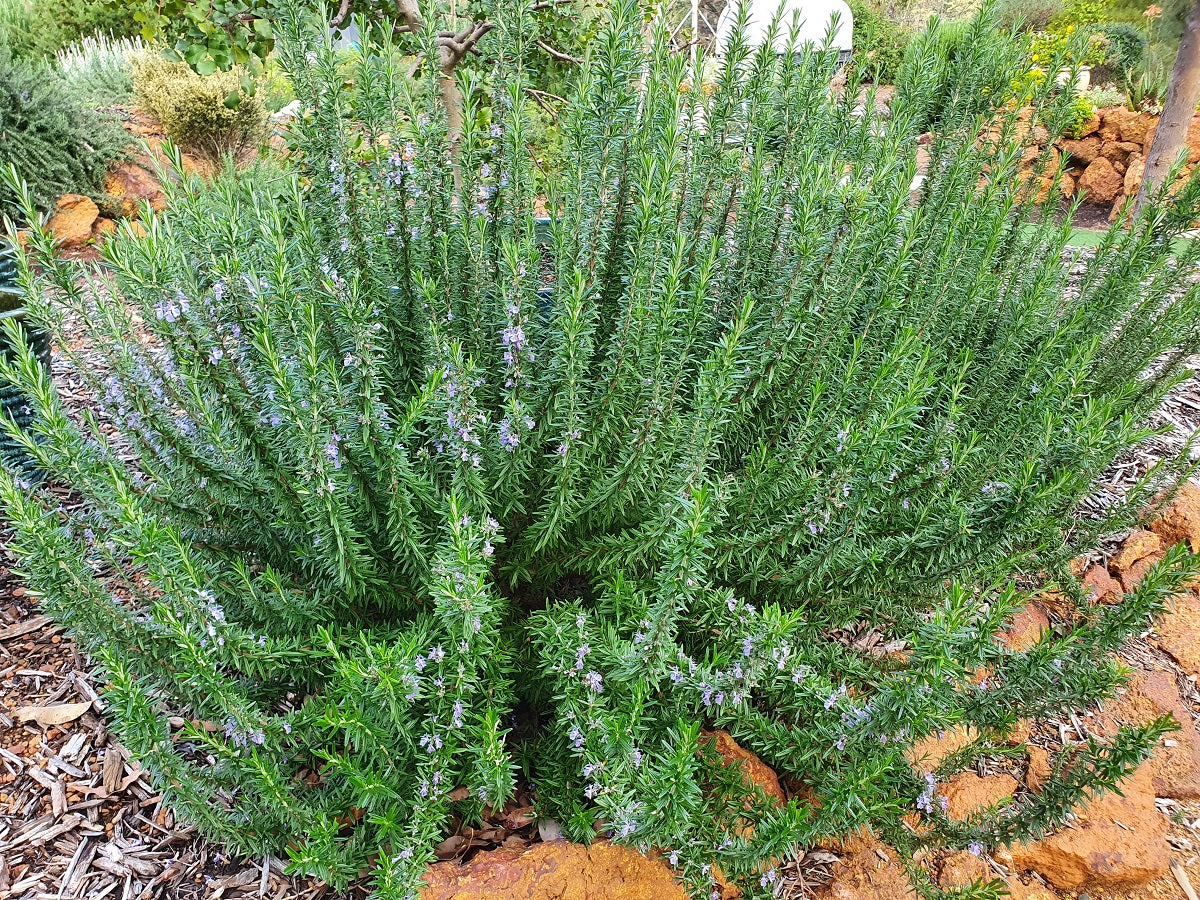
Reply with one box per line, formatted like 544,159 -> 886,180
3,2 -> 1200,897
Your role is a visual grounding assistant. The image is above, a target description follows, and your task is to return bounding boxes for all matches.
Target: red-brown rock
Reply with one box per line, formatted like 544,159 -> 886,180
703,730 -> 785,804
1001,877 -> 1059,900
1082,564 -> 1122,604
937,851 -> 990,889
105,162 -> 166,218
1001,604 -> 1050,652
1124,153 -> 1146,198
93,218 -> 117,239
47,194 -> 99,246
1078,158 -> 1124,203
1118,552 -> 1165,592
939,772 -> 1019,820
1009,766 -> 1169,890
1061,136 -> 1101,165
1109,529 -> 1164,592
1153,593 -> 1200,679
1151,482 -> 1200,552
1187,117 -> 1200,163
1025,745 -> 1052,793
1100,141 -> 1132,166
1097,669 -> 1200,798
1100,106 -> 1135,143
907,725 -> 979,775
1120,113 -> 1158,145
417,841 -> 687,900
820,841 -> 916,900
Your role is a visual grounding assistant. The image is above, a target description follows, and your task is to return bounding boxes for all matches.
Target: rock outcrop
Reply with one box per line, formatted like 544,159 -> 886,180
418,841 -> 687,900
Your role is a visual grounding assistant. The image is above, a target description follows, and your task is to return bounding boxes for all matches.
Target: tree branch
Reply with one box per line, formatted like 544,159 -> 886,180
329,0 -> 352,28
535,39 -> 582,64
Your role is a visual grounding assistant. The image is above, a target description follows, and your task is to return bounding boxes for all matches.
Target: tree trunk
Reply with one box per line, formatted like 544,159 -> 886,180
1134,0 -> 1200,213
439,68 -> 465,147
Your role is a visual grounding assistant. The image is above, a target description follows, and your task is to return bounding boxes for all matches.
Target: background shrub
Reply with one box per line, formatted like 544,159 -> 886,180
56,32 -> 143,106
847,0 -> 914,82
131,52 -> 266,158
1094,20 -> 1147,71
993,0 -> 1065,31
0,47 -> 128,221
0,0 -> 139,62
3,3 -> 1200,898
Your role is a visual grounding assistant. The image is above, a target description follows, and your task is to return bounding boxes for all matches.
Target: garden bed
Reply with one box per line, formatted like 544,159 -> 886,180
4,271 -> 1200,899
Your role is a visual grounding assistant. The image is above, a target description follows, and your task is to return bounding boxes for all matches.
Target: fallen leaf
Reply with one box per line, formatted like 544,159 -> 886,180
17,702 -> 91,725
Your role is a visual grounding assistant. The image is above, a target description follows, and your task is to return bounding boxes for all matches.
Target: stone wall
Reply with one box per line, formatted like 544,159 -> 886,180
1036,106 -> 1200,220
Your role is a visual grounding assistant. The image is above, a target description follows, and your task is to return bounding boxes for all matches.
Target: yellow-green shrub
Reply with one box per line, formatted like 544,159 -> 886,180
131,52 -> 265,158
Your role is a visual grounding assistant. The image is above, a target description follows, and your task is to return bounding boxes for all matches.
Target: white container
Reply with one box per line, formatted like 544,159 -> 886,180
1055,65 -> 1091,92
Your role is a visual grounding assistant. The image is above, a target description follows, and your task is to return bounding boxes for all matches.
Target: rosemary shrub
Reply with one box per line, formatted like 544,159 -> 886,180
3,2 -> 1200,897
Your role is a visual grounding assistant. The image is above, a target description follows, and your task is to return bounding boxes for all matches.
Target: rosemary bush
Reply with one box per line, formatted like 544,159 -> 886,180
3,2 -> 1200,897
0,45 -> 129,220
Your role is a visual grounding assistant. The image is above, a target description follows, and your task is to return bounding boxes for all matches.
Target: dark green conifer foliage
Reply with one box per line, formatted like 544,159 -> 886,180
2,2 -> 1200,897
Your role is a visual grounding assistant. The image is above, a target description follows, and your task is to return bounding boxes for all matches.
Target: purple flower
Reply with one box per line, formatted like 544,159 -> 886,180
582,670 -> 603,693
501,325 -> 526,350
967,841 -> 983,856
324,435 -> 341,469
499,418 -> 520,451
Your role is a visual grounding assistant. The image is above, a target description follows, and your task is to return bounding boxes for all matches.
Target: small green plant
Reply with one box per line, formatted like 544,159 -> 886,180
0,47 -> 128,221
1124,56 -> 1169,111
1065,93 -> 1097,136
4,3 -> 1200,899
56,32 -> 144,105
1084,84 -> 1125,107
131,52 -> 266,158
